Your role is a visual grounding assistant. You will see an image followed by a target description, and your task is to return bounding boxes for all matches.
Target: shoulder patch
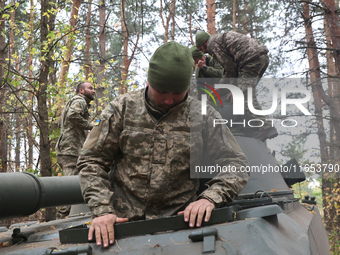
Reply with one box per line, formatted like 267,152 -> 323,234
94,119 -> 101,126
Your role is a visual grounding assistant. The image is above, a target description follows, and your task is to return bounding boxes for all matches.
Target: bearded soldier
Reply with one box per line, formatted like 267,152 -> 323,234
55,81 -> 95,219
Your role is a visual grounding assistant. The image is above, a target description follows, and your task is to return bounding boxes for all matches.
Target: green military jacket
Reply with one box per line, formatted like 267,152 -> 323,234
55,94 -> 93,157
207,31 -> 268,78
195,55 -> 224,99
78,88 -> 249,219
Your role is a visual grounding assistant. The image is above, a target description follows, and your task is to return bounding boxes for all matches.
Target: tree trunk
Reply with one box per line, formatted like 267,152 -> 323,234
85,1 -> 92,80
96,0 -> 106,113
10,3 -> 21,172
56,0 -> 81,120
58,0 -> 81,87
0,98 -> 7,172
24,124 -> 28,169
0,0 -> 7,172
160,0 -> 167,42
323,2 -> 340,165
189,14 -> 194,45
38,0 -> 53,177
120,0 -> 140,95
207,0 -> 216,34
0,100 -> 6,172
324,16 -> 339,164
8,119 -> 12,171
321,0 -> 340,247
38,0 -> 56,221
120,0 -> 128,95
27,0 -> 34,169
243,0 -> 247,34
320,0 -> 340,161
10,0 -> 15,54
232,0 -> 236,32
321,0 -> 340,75
171,3 -> 175,41
304,0 -> 338,238
319,0 -> 340,164
15,108 -> 21,172
160,0 -> 176,43
303,1 -> 328,163
6,0 -> 16,173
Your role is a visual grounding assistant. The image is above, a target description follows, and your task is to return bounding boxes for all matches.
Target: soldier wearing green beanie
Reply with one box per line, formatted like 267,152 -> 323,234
148,41 -> 194,94
196,31 -> 211,48
195,30 -> 277,141
189,45 -> 224,99
190,45 -> 204,59
78,41 -> 249,248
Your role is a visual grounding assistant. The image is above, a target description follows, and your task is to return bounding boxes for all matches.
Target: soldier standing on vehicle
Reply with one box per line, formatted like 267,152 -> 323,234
196,31 -> 278,141
55,81 -> 95,219
77,41 -> 249,248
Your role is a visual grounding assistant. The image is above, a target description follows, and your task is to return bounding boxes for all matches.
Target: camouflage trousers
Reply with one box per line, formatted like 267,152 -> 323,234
56,155 -> 79,219
237,54 -> 270,130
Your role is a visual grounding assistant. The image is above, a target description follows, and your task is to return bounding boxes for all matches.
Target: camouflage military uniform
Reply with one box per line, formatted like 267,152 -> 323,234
78,88 -> 249,220
56,94 -> 93,164
207,32 -> 270,128
55,93 -> 93,218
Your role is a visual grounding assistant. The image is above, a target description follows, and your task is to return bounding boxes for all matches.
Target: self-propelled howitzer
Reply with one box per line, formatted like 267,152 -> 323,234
0,136 -> 331,255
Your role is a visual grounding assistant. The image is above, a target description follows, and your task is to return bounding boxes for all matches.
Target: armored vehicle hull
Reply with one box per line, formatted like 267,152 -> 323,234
0,136 -> 330,254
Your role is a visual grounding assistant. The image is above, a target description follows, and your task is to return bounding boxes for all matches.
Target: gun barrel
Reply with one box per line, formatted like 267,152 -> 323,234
0,172 -> 84,219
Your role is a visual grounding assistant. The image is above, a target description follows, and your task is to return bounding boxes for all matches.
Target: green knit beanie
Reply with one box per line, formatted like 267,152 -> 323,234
148,41 -> 194,93
190,46 -> 204,59
196,31 -> 211,48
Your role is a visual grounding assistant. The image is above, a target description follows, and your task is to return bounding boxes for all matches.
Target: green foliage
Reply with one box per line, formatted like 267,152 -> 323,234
280,136 -> 309,164
292,179 -> 322,207
329,230 -> 340,255
27,168 -> 40,176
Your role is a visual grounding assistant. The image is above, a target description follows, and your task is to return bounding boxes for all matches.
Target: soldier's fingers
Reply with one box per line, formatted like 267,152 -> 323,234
189,205 -> 199,228
195,206 -> 206,227
204,204 -> 214,222
94,225 -> 102,246
183,204 -> 193,223
88,225 -> 95,241
100,224 -> 109,248
107,221 -> 115,245
116,217 -> 129,223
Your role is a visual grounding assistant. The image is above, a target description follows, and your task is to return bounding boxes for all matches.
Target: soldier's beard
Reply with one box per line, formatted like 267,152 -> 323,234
83,90 -> 94,101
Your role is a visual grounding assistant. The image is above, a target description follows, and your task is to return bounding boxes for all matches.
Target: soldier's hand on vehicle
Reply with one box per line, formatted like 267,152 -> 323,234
178,198 -> 215,228
89,214 -> 129,248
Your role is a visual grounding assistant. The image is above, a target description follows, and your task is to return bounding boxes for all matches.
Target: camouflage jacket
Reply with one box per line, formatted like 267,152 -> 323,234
196,55 -> 224,79
55,94 -> 93,157
78,88 -> 249,219
207,32 -> 268,77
